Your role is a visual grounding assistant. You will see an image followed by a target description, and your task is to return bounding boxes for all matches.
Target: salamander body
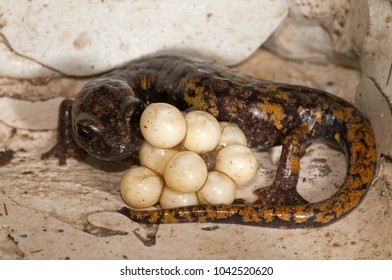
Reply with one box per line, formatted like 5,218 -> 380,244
43,55 -> 377,228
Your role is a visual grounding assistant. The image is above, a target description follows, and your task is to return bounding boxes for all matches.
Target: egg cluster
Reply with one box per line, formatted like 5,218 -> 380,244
120,103 -> 258,209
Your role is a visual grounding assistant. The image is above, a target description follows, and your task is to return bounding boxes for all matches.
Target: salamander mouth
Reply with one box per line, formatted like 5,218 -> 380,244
80,137 -> 141,162
85,147 -> 134,162
107,143 -> 141,161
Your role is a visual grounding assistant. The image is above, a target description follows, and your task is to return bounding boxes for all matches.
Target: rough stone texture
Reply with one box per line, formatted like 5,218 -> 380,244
1,0 -> 390,156
265,0 -> 392,157
264,0 -> 357,65
0,0 -> 391,260
0,77 -> 88,101
0,0 -> 288,77
0,37 -> 59,79
356,78 -> 392,160
355,0 -> 392,157
0,97 -> 63,130
1,49 -> 391,259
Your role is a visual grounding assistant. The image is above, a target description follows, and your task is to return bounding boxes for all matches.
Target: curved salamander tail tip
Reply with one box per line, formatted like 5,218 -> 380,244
117,206 -> 165,224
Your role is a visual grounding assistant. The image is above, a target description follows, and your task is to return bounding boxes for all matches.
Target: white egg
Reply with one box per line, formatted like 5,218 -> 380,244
120,166 -> 164,209
197,171 -> 236,205
164,151 -> 208,193
183,110 -> 221,153
138,141 -> 179,175
215,144 -> 258,186
140,103 -> 186,148
159,186 -> 199,209
219,121 -> 247,147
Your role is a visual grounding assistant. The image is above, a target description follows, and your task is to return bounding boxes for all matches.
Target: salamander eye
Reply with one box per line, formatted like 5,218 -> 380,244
76,124 -> 95,141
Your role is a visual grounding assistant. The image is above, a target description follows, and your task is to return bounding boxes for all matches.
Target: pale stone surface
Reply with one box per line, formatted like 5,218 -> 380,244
356,78 -> 392,159
264,0 -> 357,65
0,77 -> 88,101
264,6 -> 335,64
1,49 -> 390,259
265,0 -> 392,157
0,0 -> 288,76
0,0 -> 390,260
0,97 -> 63,130
355,0 -> 392,157
2,0 -> 390,157
0,38 -> 59,79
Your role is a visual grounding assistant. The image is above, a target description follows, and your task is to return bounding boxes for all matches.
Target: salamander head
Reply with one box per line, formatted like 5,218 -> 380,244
72,78 -> 144,161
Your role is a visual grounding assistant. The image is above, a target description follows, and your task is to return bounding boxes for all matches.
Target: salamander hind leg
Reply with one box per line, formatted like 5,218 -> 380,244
255,127 -> 311,206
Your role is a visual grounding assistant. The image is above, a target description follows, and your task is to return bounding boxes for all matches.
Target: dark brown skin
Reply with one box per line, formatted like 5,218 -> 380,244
42,55 -> 377,228
0,150 -> 14,167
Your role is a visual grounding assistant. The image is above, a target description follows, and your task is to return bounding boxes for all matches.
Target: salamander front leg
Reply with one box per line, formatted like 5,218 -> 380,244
254,129 -> 310,206
41,99 -> 87,165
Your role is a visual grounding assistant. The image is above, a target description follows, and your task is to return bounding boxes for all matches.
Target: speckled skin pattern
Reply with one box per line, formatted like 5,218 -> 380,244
43,55 -> 377,228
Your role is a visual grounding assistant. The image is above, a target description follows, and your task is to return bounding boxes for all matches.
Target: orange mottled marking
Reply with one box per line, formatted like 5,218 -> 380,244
257,101 -> 286,130
162,212 -> 179,223
111,55 -> 377,229
262,208 -> 275,223
274,208 -> 292,222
